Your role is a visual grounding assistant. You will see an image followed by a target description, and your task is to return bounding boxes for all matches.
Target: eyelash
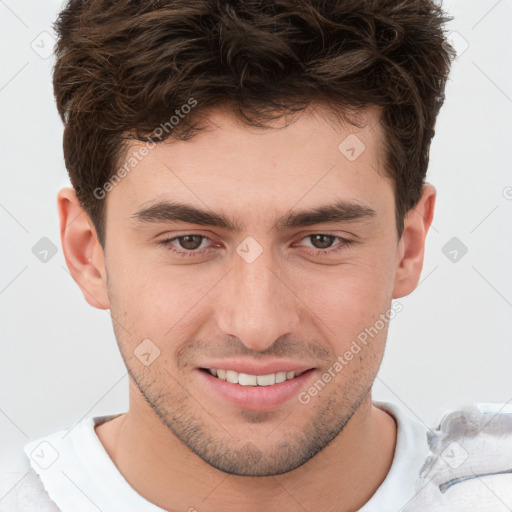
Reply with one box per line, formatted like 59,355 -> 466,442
157,233 -> 353,258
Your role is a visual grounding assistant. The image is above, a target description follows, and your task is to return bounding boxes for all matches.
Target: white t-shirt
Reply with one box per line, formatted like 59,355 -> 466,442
1,401 -> 511,512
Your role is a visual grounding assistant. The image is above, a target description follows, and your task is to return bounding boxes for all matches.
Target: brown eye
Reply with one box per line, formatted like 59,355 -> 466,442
177,235 -> 204,250
309,234 -> 336,249
158,233 -> 217,257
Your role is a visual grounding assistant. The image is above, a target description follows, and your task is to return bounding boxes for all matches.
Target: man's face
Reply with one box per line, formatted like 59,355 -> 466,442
102,105 -> 401,476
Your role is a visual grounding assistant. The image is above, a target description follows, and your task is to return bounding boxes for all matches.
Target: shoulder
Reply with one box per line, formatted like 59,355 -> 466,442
403,402 -> 512,511
0,452 -> 60,512
1,413 -> 124,512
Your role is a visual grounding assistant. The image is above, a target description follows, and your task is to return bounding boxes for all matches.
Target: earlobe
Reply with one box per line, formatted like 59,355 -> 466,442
57,187 -> 110,310
392,184 -> 436,299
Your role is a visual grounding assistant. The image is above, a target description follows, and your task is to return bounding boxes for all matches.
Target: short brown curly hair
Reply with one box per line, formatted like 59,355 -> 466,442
53,0 -> 454,246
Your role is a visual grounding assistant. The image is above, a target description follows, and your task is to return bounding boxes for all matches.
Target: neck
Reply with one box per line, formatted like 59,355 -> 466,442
95,387 -> 396,512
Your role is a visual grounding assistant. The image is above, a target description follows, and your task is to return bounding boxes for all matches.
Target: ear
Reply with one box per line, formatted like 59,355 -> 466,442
392,184 -> 436,299
57,187 -> 110,309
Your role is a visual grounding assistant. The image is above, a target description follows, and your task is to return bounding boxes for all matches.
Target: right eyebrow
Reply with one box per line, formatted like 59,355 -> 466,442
131,201 -> 243,231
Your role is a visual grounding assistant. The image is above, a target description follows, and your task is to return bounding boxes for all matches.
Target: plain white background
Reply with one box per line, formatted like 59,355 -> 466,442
1,0 -> 511,477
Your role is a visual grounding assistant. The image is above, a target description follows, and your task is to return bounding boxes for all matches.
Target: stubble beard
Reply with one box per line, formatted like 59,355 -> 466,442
127,364 -> 373,477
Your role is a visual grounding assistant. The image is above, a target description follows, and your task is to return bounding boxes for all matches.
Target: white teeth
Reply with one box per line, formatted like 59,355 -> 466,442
206,369 -> 301,386
256,374 -> 276,386
226,370 -> 239,384
238,373 -> 258,386
275,372 -> 287,383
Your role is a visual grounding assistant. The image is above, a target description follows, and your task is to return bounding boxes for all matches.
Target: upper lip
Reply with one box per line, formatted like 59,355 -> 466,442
198,361 -> 315,375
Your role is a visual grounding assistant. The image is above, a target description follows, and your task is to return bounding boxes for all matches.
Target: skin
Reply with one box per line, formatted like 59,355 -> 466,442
58,103 -> 435,512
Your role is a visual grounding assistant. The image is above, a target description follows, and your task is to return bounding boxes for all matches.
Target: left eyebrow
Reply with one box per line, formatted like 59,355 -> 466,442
130,199 -> 376,231
275,200 -> 377,230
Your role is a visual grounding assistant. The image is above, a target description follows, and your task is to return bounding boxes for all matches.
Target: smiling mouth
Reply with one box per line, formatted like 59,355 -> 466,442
201,368 -> 307,386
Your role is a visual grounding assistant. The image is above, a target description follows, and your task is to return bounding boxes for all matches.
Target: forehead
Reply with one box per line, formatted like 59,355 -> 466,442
107,104 -> 393,220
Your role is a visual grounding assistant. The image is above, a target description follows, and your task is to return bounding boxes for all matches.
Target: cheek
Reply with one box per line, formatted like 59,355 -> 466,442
105,254 -> 221,348
295,254 -> 396,333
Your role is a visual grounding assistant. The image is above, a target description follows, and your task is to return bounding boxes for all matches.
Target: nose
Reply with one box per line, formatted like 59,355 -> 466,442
214,247 -> 301,352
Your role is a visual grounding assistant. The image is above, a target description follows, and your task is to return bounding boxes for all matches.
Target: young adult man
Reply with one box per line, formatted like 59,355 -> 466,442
4,1 -> 512,511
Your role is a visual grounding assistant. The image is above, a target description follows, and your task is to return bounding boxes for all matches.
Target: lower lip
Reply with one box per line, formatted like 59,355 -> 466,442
197,369 -> 316,411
